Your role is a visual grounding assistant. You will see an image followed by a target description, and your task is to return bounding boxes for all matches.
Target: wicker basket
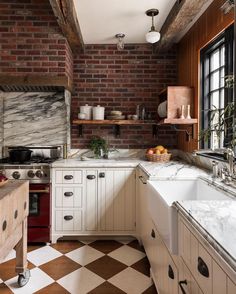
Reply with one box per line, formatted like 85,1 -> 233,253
146,153 -> 171,162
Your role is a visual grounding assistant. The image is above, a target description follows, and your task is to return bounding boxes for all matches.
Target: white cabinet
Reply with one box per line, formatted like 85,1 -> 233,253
178,214 -> 236,294
85,170 -> 97,231
98,169 -> 136,231
52,167 -> 136,242
137,169 -> 178,293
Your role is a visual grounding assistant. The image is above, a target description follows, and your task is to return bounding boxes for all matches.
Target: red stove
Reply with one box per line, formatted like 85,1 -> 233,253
0,146 -> 61,243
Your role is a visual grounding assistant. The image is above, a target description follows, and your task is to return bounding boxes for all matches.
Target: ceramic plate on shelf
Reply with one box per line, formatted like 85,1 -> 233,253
106,115 -> 126,120
157,101 -> 167,118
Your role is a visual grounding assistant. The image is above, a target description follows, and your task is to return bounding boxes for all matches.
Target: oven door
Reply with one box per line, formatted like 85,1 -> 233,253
28,184 -> 50,227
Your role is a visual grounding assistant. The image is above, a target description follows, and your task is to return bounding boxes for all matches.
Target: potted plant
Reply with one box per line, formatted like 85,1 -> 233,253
89,136 -> 109,159
199,75 -> 235,149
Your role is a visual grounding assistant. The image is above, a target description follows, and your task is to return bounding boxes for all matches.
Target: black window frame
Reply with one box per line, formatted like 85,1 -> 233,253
200,24 -> 234,149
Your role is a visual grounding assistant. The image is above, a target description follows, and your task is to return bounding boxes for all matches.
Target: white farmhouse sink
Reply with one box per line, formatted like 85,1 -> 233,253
147,178 -> 232,254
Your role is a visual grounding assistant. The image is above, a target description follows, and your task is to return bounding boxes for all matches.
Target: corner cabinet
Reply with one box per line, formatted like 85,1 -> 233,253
51,167 -> 136,243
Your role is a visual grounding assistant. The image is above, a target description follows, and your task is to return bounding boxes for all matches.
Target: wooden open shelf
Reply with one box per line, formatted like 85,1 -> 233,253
72,119 -> 157,137
72,119 -> 156,125
160,118 -> 198,125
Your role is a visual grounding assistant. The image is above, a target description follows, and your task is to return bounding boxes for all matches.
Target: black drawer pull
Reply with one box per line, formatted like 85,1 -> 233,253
87,175 -> 96,180
14,210 -> 18,219
168,265 -> 174,279
179,280 -> 187,294
64,215 -> 73,221
64,175 -> 73,180
2,220 -> 7,231
198,257 -> 209,278
151,229 -> 155,238
64,192 -> 73,197
139,176 -> 147,184
99,172 -> 105,178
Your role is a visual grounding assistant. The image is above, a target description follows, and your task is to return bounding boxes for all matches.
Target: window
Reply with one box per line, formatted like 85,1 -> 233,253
200,24 -> 234,149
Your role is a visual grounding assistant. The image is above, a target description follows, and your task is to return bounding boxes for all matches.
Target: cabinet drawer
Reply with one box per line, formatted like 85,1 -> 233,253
179,258 -> 203,294
55,210 -> 83,231
55,187 -> 83,208
55,170 -> 83,184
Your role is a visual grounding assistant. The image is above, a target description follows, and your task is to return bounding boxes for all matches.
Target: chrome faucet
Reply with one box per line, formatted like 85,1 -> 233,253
220,148 -> 236,185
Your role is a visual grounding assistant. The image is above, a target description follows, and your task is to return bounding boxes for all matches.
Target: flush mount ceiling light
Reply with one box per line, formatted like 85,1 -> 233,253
145,8 -> 161,44
115,33 -> 125,50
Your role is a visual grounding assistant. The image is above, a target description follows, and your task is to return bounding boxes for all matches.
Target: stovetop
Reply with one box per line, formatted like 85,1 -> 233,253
0,145 -> 61,183
0,156 -> 57,166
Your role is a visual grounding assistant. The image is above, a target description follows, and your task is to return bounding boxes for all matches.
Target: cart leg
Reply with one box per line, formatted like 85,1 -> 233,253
15,218 -> 30,287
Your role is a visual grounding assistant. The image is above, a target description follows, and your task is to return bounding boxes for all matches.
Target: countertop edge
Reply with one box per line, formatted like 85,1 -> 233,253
174,201 -> 236,272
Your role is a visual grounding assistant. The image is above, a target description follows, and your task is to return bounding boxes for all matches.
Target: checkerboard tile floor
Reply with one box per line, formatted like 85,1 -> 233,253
0,239 -> 158,294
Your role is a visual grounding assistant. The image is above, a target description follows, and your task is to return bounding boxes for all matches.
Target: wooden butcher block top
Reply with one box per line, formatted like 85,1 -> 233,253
0,180 -> 29,201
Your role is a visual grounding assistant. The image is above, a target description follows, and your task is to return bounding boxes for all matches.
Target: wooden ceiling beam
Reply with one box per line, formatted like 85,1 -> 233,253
156,0 -> 212,51
49,0 -> 84,52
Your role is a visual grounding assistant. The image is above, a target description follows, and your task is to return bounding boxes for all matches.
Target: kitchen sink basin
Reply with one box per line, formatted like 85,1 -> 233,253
147,178 -> 232,254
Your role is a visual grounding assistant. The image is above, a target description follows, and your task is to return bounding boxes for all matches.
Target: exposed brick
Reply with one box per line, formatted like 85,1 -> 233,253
72,44 -> 177,149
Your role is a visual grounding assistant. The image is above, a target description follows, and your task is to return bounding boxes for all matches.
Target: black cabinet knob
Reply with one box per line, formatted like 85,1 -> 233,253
168,265 -> 174,279
179,280 -> 187,294
14,210 -> 18,219
64,192 -> 73,197
2,220 -> 7,231
99,172 -> 105,178
151,229 -> 155,238
87,175 -> 96,180
64,175 -> 73,180
198,257 -> 209,277
64,215 -> 73,221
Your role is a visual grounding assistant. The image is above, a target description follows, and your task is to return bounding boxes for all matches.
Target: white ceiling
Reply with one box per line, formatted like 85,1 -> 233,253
73,0 -> 176,44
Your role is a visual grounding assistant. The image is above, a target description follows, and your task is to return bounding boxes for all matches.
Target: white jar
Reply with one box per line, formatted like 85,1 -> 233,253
80,104 -> 92,120
93,105 -> 105,120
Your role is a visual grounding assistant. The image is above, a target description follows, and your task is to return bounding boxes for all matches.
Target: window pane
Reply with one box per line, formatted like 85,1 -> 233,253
210,92 -> 220,109
210,71 -> 220,91
210,49 -> 220,71
220,68 -> 225,87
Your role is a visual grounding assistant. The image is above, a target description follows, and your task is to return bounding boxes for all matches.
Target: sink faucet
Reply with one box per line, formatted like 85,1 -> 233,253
220,148 -> 236,185
225,148 -> 235,176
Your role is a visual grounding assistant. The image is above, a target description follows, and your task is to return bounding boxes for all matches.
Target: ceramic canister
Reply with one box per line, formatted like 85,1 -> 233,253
93,105 -> 105,120
80,104 -> 92,120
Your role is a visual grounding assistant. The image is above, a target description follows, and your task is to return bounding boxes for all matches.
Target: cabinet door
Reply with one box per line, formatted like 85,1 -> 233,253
179,258 -> 202,294
85,170 -> 97,231
227,278 -> 236,294
98,169 -> 136,231
212,260 -> 227,294
151,227 -> 178,294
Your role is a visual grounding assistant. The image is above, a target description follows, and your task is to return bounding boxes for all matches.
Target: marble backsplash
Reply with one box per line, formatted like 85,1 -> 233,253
0,90 -> 70,156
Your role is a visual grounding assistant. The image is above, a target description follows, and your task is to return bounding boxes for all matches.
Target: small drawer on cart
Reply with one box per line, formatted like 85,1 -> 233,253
55,170 -> 83,184
55,187 -> 83,208
55,210 -> 83,231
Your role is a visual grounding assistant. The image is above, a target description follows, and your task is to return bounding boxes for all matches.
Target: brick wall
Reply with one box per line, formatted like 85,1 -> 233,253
71,44 -> 178,149
0,0 -> 73,82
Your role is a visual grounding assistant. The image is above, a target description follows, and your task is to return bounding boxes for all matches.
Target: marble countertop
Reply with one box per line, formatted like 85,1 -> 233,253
52,158 -> 209,180
51,157 -> 142,168
175,199 -> 236,271
139,160 -> 209,180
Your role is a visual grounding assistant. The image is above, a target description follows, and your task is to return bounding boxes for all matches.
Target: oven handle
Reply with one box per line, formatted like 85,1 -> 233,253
29,189 -> 50,193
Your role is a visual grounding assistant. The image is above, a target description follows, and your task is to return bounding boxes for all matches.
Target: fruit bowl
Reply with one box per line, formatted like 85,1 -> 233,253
0,179 -> 8,187
146,153 -> 171,162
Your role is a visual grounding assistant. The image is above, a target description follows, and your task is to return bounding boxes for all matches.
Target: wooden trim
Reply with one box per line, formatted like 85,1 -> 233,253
73,120 -> 157,125
49,0 -> 84,52
0,75 -> 72,92
157,0 -> 212,50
